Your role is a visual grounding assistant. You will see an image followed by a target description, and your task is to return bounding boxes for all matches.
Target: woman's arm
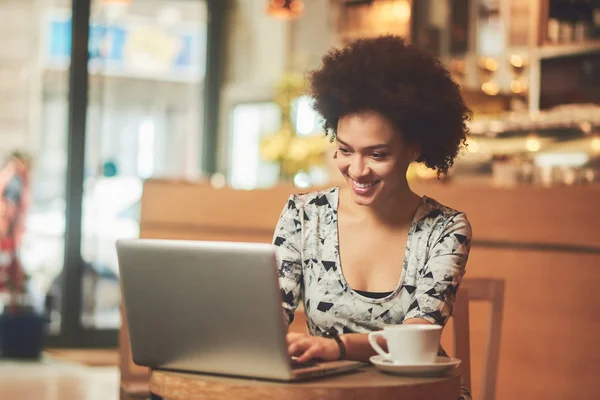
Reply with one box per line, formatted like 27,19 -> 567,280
403,213 -> 472,325
273,195 -> 303,326
289,318 -> 434,363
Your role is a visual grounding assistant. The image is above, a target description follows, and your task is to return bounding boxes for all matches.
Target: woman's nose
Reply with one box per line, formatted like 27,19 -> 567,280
348,157 -> 368,178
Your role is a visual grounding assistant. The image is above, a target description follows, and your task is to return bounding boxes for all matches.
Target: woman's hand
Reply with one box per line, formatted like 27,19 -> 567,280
286,332 -> 340,362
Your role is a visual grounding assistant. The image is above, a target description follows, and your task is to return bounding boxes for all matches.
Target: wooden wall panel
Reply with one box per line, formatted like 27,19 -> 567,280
413,182 -> 600,249
140,180 -> 296,232
465,247 -> 600,400
141,179 -> 600,249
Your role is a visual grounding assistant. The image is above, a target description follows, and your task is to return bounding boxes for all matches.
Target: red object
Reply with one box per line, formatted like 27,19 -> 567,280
0,162 -> 29,295
0,237 -> 24,294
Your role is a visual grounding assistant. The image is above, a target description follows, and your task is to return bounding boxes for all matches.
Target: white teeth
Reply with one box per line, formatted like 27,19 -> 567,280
352,179 -> 378,189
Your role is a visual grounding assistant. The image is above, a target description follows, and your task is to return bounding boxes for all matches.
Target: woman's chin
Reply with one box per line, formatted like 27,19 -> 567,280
351,196 -> 374,206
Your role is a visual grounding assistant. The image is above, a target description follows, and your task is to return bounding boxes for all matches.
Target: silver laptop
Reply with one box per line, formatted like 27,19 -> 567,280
116,239 -> 364,381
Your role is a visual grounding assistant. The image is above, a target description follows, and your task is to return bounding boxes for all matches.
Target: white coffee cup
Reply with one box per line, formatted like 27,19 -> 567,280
368,324 -> 442,365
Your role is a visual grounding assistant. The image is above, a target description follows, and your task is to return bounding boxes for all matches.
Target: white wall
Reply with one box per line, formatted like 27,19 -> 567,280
0,0 -> 43,159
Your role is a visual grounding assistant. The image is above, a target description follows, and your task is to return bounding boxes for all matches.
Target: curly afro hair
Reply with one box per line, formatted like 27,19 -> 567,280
308,35 -> 471,176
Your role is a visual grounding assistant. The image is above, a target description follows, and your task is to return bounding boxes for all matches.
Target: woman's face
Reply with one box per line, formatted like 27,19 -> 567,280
335,111 -> 417,207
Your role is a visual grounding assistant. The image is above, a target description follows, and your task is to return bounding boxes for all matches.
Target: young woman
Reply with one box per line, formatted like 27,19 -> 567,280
273,35 -> 472,399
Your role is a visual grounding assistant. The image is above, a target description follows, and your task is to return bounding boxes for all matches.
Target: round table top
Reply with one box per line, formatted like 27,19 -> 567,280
150,366 -> 460,400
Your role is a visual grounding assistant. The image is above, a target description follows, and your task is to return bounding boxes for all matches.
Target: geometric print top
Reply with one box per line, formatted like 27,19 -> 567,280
273,186 -> 472,336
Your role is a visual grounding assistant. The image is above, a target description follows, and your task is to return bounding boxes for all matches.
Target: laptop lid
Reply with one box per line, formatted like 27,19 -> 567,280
117,239 -> 296,381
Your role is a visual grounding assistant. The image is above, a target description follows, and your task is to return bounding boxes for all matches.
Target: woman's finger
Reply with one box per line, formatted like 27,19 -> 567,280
288,338 -> 313,356
296,342 -> 323,363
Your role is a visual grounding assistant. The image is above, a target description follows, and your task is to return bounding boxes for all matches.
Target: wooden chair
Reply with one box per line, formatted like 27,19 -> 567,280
454,278 -> 505,400
451,287 -> 472,391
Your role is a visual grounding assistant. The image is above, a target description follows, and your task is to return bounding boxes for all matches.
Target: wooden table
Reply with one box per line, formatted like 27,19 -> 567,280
150,367 -> 461,400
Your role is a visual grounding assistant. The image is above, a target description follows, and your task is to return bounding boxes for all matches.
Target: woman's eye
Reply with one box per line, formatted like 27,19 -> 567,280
372,153 -> 387,160
338,147 -> 351,155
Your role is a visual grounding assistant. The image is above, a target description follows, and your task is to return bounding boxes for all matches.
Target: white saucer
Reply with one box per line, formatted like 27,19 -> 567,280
370,355 -> 461,376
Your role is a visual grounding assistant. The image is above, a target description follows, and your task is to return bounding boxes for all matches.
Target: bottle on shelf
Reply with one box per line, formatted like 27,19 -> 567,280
558,0 -> 575,43
573,0 -> 590,41
547,0 -> 561,43
592,0 -> 600,38
549,0 -> 600,43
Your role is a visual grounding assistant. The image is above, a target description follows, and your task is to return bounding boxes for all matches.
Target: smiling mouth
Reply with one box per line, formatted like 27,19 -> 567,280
350,177 -> 381,189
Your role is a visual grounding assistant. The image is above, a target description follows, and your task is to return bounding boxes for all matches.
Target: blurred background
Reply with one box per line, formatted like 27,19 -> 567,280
0,0 -> 598,399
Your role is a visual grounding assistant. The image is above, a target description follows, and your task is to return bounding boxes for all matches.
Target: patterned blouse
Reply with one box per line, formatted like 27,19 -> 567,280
273,187 -> 472,399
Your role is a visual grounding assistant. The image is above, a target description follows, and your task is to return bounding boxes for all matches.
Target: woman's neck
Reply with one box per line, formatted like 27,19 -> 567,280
339,184 -> 421,227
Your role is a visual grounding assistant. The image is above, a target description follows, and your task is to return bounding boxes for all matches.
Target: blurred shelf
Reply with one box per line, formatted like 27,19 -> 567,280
536,40 -> 600,59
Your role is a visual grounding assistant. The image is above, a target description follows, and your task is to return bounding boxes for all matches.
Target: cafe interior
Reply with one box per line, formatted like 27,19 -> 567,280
0,0 -> 599,399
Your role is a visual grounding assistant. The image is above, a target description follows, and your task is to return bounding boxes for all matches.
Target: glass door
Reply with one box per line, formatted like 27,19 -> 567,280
1,0 -> 214,347
79,0 -> 208,332
0,0 -> 73,340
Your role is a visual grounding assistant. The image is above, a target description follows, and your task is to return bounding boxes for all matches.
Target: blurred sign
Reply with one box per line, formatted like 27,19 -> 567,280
43,10 -> 205,83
